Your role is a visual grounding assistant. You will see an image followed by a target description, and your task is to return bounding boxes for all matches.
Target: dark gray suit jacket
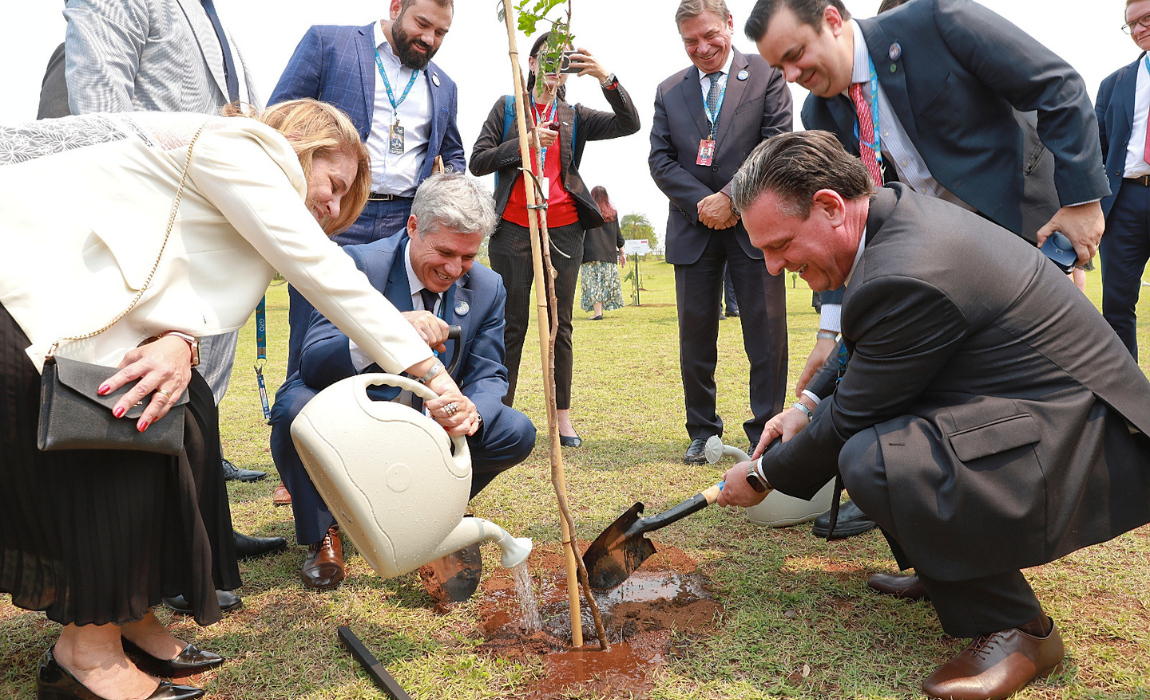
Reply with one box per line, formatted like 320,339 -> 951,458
762,185 -> 1150,581
801,0 -> 1109,242
649,49 -> 792,265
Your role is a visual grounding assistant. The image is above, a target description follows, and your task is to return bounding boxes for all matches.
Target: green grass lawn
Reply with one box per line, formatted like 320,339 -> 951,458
2,262 -> 1148,699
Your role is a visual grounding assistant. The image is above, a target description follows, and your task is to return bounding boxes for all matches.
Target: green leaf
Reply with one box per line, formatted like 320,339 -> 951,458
496,0 -> 505,22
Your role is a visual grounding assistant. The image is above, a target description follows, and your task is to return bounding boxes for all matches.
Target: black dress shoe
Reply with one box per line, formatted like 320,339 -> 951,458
222,458 -> 267,483
812,499 -> 877,539
162,589 -> 243,616
867,573 -> 929,601
38,647 -> 205,700
725,309 -> 740,318
234,530 -> 286,560
683,438 -> 709,464
121,638 -> 224,679
559,434 -> 582,448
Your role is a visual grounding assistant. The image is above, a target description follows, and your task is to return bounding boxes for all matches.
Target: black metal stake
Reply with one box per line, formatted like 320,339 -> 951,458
337,626 -> 413,700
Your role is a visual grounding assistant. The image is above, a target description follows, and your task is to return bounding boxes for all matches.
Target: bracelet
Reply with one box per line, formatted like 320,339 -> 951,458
159,331 -> 200,368
816,331 -> 839,341
792,401 -> 814,422
415,359 -> 445,385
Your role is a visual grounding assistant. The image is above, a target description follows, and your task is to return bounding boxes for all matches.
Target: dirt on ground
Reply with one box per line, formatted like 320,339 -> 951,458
475,541 -> 721,699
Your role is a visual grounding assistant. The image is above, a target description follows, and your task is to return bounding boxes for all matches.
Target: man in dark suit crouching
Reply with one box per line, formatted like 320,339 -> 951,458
717,131 -> 1150,700
270,173 -> 536,601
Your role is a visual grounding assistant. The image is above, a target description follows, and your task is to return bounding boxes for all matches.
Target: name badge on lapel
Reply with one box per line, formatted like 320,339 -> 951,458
696,139 -> 716,166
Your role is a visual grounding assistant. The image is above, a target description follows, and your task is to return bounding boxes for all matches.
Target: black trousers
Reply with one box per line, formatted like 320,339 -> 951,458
1101,179 -> 1150,360
674,233 -> 787,444
841,427 -> 1043,638
488,219 -> 584,410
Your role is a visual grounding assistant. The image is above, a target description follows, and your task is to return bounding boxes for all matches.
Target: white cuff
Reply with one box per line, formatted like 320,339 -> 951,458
349,338 -> 375,373
802,389 -> 821,406
819,303 -> 842,333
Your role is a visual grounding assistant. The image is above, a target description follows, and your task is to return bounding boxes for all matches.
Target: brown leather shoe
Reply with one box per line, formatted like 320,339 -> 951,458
922,623 -> 1064,700
418,542 -> 482,604
867,573 -> 929,601
300,526 -> 344,591
272,482 -> 292,507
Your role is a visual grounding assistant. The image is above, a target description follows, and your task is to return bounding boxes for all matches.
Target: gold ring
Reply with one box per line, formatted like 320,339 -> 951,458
443,402 -> 458,417
158,389 -> 172,399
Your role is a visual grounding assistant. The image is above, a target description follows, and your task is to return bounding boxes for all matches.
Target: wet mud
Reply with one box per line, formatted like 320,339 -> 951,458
476,542 -> 721,699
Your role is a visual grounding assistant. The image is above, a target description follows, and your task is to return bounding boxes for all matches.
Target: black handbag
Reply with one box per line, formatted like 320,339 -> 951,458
36,123 -> 206,456
38,355 -> 190,455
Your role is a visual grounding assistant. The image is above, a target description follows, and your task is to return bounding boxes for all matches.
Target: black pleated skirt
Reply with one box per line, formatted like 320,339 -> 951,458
0,303 -> 240,627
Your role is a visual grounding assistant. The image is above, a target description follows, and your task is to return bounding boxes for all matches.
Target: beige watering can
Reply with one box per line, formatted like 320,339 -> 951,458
290,373 -> 532,579
704,436 -> 835,527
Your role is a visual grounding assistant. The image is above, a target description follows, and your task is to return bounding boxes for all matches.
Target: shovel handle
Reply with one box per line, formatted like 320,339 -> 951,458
701,480 -> 724,505
630,481 -> 725,536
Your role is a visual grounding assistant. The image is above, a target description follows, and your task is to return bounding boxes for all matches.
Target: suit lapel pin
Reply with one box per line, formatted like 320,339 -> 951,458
454,299 -> 469,317
432,72 -> 441,87
737,69 -> 749,81
889,42 -> 901,62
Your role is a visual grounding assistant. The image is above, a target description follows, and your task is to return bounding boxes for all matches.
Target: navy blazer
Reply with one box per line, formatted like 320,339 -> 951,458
801,0 -> 1109,241
270,22 -> 467,182
649,48 -> 792,265
1096,53 -> 1145,219
297,234 -> 509,423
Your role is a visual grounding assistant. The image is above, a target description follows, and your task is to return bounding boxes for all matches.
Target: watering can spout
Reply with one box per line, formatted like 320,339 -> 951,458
429,517 -> 533,570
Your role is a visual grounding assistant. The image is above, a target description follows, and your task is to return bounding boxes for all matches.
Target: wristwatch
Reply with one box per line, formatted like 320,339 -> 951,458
161,331 -> 200,368
792,401 -> 814,422
600,72 -> 617,89
746,457 -> 769,494
415,359 -> 445,385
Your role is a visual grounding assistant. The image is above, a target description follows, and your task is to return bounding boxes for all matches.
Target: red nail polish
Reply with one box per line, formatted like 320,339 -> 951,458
113,406 -> 126,418
98,384 -> 111,395
137,420 -> 149,432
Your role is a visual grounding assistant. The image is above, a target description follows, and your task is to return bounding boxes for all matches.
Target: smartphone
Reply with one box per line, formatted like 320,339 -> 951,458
1039,231 -> 1078,274
559,50 -> 581,74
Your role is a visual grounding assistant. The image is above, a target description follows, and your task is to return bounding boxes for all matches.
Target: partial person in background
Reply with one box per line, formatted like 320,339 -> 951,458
720,264 -> 739,319
0,99 -> 471,700
36,41 -> 69,119
649,0 -> 792,464
269,0 -> 465,379
580,186 -> 627,321
748,0 -> 1111,539
470,31 -> 641,448
60,0 -> 284,610
1095,0 -> 1150,360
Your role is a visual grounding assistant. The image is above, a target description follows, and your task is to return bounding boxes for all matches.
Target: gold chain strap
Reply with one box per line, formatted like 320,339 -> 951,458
48,122 -> 209,359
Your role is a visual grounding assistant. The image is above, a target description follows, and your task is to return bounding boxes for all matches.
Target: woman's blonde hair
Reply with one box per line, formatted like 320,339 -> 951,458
226,99 -> 371,235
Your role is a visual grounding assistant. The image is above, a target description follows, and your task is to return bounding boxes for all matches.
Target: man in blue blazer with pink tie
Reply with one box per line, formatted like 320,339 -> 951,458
1096,0 -> 1150,360
270,0 -> 467,377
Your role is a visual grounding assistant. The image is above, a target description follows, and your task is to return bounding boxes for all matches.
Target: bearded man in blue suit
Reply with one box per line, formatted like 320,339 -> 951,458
269,174 -> 535,600
270,0 -> 467,377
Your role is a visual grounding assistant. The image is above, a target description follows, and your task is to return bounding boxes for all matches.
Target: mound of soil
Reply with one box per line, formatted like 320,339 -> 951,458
476,541 -> 721,699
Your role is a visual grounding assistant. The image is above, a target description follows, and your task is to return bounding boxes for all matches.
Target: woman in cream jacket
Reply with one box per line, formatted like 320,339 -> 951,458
0,100 -> 474,700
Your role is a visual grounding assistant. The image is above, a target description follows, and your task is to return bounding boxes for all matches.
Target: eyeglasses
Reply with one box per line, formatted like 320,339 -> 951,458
1122,12 -> 1150,34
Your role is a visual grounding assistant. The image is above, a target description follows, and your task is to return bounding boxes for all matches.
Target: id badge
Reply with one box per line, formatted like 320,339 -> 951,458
541,176 -> 550,196
389,123 -> 405,155
696,139 -> 716,166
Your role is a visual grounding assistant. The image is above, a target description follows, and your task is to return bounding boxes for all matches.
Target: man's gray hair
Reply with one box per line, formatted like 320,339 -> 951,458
732,131 -> 875,218
675,0 -> 731,27
410,172 -> 497,238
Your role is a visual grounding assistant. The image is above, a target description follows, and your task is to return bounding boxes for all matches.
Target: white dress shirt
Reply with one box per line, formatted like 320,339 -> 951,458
349,241 -> 439,372
698,49 -> 736,108
365,21 -> 433,197
1124,56 -> 1150,178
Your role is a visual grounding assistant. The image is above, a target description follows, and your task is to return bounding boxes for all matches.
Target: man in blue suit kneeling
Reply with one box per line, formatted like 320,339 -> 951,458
270,173 -> 536,601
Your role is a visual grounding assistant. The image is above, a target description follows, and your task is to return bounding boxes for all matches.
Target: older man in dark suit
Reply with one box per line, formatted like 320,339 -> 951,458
719,131 -> 1150,700
649,0 -> 793,463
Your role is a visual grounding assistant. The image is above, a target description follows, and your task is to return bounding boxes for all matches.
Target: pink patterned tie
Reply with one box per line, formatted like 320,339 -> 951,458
849,82 -> 884,186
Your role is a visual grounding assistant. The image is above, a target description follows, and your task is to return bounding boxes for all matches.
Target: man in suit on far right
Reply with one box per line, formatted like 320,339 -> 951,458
745,0 -> 1112,540
649,0 -> 793,464
1095,0 -> 1150,360
718,131 -> 1150,700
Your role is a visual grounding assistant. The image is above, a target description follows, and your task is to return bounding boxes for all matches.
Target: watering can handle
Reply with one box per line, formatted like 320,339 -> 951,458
350,372 -> 470,464
445,325 -> 463,375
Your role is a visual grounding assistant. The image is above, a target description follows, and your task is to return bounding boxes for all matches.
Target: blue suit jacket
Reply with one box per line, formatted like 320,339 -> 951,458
1096,53 -> 1145,219
801,0 -> 1109,241
269,22 -> 467,182
296,234 -> 509,423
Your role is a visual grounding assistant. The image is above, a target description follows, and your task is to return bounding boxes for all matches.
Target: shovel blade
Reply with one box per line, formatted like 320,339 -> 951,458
582,502 -> 658,590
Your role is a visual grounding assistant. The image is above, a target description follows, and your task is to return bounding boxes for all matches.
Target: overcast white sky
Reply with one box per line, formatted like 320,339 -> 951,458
1,1 -> 1133,242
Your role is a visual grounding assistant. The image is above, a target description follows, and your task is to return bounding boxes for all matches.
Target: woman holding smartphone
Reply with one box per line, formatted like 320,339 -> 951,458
469,32 -> 640,446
